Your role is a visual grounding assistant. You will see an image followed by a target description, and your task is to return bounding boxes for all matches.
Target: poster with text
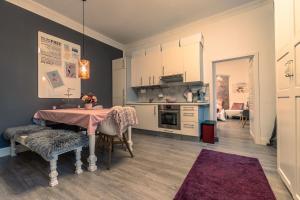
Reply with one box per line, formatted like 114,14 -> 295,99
38,31 -> 81,98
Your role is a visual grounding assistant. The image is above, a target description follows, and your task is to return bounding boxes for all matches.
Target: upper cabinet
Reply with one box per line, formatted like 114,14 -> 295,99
130,33 -> 204,87
145,46 -> 162,85
274,0 -> 294,58
181,34 -> 203,83
295,0 -> 300,38
161,40 -> 183,76
131,50 -> 145,87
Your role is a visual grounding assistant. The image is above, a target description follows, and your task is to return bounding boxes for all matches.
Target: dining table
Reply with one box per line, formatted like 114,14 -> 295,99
33,108 -> 133,172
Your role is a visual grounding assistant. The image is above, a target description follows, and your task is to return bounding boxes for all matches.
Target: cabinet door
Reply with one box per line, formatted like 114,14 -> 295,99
131,105 -> 158,131
181,122 -> 199,136
277,97 -> 296,192
145,46 -> 162,85
277,51 -> 293,94
274,0 -> 294,56
295,42 -> 300,90
295,0 -> 300,37
161,40 -> 183,76
112,59 -> 125,106
131,51 -> 145,87
296,98 -> 300,199
182,42 -> 201,82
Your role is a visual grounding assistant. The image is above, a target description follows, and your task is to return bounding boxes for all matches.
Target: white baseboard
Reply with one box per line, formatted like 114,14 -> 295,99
0,145 -> 29,158
0,147 -> 11,157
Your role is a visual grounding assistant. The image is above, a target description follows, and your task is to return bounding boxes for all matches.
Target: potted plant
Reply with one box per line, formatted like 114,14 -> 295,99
81,93 -> 97,109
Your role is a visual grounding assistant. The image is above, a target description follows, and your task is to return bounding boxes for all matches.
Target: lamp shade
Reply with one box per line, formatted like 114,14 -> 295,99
79,59 -> 90,79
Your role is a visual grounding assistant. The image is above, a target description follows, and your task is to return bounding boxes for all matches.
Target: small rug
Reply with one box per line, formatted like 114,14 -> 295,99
174,149 -> 276,200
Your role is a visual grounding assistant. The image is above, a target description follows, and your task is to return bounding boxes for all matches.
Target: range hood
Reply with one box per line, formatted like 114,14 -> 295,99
160,74 -> 183,83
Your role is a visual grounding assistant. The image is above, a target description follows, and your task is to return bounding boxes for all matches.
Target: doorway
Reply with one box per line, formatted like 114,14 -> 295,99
212,54 -> 261,144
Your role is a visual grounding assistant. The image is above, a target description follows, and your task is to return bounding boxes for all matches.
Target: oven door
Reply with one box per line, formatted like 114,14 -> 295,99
158,110 -> 181,130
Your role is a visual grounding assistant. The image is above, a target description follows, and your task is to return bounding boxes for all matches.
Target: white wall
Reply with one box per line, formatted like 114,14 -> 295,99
216,58 -> 250,108
125,0 -> 275,144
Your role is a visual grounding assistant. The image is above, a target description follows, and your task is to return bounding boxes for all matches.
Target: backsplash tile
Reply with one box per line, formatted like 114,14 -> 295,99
135,84 -> 209,103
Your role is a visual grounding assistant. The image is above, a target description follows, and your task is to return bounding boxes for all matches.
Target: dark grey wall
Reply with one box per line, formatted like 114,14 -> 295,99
0,2 -> 123,148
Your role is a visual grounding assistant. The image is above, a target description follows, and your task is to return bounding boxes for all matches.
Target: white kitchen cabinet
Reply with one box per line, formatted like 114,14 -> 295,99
181,34 -> 203,83
276,50 -> 293,95
295,42 -> 300,88
181,122 -> 198,136
131,50 -> 146,87
275,2 -> 300,197
274,0 -> 294,57
112,58 -> 126,106
277,97 -> 296,193
129,105 -> 158,131
296,98 -> 300,200
145,46 -> 162,85
180,106 -> 199,136
161,40 -> 183,76
295,0 -> 300,38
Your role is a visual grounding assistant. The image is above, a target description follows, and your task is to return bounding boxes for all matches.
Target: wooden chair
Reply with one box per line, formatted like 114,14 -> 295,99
96,119 -> 133,170
241,109 -> 249,128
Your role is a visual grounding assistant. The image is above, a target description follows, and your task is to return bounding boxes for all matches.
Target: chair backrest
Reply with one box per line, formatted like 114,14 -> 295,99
231,103 -> 244,110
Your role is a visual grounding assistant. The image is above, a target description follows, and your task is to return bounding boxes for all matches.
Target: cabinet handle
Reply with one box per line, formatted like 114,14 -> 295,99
149,76 -> 151,85
184,71 -> 187,82
153,76 -> 155,85
122,89 -> 125,106
163,129 -> 174,133
284,60 -> 294,78
183,113 -> 194,117
163,66 -> 165,76
154,106 -> 156,115
183,124 -> 195,129
140,77 -> 143,86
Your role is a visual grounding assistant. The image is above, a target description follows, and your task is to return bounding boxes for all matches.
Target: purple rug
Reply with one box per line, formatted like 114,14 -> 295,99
174,149 -> 276,200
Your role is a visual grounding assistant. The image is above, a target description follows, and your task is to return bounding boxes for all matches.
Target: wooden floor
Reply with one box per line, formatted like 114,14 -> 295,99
0,120 -> 292,200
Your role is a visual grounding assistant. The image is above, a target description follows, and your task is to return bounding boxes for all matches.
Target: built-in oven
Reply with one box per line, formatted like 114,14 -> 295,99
158,105 -> 181,130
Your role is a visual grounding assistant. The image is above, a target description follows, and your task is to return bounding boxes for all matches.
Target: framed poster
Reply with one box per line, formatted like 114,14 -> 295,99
38,31 -> 81,98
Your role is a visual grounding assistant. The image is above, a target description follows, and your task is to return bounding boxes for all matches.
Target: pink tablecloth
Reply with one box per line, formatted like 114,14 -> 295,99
34,109 -> 112,134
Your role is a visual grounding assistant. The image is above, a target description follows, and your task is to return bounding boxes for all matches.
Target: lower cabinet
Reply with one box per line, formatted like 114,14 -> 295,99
181,122 -> 198,136
129,104 -> 209,137
180,106 -> 199,136
129,105 -> 158,131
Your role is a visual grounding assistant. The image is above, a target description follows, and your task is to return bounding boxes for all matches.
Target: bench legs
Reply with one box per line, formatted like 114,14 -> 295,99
10,139 -> 16,157
49,156 -> 58,187
75,147 -> 83,174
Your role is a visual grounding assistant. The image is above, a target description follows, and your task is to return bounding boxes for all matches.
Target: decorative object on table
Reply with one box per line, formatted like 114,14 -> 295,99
78,0 -> 91,80
38,31 -> 81,98
174,149 -> 276,200
81,93 -> 97,109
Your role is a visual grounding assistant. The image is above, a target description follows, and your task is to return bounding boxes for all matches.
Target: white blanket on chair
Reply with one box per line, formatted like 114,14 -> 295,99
100,106 -> 138,137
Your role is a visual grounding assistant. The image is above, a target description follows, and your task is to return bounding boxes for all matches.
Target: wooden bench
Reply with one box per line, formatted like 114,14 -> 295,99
4,125 -> 88,187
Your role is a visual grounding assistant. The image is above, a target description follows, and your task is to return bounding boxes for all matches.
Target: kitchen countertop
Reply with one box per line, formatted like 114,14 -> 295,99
126,101 -> 209,106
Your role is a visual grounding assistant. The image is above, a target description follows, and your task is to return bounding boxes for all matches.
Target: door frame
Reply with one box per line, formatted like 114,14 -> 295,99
211,52 -> 261,144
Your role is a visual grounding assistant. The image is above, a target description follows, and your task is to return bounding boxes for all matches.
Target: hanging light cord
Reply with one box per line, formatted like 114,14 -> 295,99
82,0 -> 86,58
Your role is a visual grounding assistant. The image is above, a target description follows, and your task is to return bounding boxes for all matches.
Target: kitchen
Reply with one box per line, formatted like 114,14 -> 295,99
113,33 -> 210,138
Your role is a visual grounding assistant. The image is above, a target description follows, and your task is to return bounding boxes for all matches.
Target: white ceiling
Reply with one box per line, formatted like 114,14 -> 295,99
33,0 -> 255,44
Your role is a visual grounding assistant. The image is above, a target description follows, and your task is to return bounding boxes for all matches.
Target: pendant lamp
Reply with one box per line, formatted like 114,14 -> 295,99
79,0 -> 90,79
